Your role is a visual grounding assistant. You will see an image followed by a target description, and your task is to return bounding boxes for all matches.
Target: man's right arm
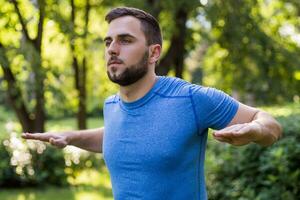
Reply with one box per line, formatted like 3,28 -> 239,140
22,127 -> 104,153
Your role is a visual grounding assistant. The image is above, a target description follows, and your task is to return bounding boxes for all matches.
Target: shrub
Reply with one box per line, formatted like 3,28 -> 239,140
0,132 -> 67,187
206,113 -> 300,200
0,122 -> 102,188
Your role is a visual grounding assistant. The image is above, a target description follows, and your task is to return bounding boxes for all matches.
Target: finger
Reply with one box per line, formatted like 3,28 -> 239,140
213,126 -> 239,136
213,124 -> 246,137
218,125 -> 245,134
213,135 -> 232,143
216,124 -> 243,132
223,125 -> 252,139
213,131 -> 235,138
235,125 -> 251,135
22,132 -> 51,142
49,138 -> 67,148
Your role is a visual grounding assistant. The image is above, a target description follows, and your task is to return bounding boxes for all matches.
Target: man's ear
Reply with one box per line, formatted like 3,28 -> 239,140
148,44 -> 161,64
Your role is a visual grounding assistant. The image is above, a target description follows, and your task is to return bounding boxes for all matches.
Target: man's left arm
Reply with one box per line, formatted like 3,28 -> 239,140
213,103 -> 282,146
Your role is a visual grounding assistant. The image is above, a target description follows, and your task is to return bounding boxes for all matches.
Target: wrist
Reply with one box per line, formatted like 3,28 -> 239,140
63,131 -> 78,146
251,121 -> 265,143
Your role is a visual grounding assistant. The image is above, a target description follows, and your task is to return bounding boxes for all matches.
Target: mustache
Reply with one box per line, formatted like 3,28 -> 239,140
108,56 -> 124,65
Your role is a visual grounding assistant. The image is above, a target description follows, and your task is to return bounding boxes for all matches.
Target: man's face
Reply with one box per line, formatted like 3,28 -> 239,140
104,16 -> 149,86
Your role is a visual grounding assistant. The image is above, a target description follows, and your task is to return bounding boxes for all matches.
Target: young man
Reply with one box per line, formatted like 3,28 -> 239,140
22,7 -> 282,200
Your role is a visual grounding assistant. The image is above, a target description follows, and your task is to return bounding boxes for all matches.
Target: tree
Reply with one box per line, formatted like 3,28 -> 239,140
203,0 -> 300,103
0,0 -> 46,132
69,0 -> 90,129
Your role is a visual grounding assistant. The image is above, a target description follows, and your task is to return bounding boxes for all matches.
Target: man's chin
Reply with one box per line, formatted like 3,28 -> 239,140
107,74 -> 140,86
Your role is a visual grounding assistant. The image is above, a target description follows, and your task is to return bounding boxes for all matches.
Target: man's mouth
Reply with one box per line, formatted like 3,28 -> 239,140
108,58 -> 123,66
109,62 -> 122,66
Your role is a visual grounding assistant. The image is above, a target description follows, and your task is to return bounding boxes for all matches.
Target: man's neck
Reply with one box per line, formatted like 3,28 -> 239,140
119,72 -> 157,102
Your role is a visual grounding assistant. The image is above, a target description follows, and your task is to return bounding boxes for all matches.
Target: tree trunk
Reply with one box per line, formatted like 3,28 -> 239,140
0,43 -> 35,132
146,0 -> 161,19
8,0 -> 46,132
78,58 -> 87,129
70,0 -> 90,129
33,55 -> 46,132
155,7 -> 188,78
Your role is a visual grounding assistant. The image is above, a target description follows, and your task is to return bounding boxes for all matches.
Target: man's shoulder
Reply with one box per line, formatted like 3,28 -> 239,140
157,76 -> 204,97
104,94 -> 119,105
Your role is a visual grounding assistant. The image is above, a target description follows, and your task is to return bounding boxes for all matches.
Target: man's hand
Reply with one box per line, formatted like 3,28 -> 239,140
212,121 -> 262,146
22,132 -> 69,148
22,128 -> 104,153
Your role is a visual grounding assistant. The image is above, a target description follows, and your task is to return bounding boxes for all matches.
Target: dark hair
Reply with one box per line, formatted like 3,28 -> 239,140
105,7 -> 162,47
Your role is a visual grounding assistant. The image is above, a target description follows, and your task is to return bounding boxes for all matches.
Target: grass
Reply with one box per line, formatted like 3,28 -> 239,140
0,168 -> 113,200
46,117 -> 104,131
260,102 -> 300,117
0,187 -> 112,200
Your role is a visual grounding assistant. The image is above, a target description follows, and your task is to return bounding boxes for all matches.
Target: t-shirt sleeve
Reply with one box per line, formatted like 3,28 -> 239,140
189,84 -> 239,132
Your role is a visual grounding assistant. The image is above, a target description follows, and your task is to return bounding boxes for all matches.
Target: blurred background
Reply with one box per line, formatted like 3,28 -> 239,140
0,0 -> 299,199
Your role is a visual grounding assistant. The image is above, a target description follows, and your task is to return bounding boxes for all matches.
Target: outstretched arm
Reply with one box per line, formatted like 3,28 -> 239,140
22,127 -> 104,153
213,103 -> 282,146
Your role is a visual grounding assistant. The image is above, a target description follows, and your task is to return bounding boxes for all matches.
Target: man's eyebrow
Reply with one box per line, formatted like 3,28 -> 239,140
103,36 -> 112,42
117,34 -> 136,39
103,34 -> 136,42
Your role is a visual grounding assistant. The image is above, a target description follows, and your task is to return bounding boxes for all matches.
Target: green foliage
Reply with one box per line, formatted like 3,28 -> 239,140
0,115 -> 104,188
0,135 -> 68,187
0,134 -> 103,188
206,105 -> 300,200
1,0 -> 299,124
202,0 -> 300,103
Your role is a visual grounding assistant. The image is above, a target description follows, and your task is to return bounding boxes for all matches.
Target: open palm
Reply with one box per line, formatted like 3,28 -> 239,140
22,132 -> 69,148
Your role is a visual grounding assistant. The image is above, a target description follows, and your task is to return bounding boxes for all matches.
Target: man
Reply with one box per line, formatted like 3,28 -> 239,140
22,7 -> 282,200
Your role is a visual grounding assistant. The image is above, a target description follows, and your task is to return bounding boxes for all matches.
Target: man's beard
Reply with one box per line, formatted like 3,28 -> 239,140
107,50 -> 149,86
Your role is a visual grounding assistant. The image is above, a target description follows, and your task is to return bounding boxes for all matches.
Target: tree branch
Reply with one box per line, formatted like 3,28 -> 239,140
10,0 -> 33,43
71,0 -> 75,25
0,41 -> 33,131
34,0 -> 45,52
84,0 -> 90,37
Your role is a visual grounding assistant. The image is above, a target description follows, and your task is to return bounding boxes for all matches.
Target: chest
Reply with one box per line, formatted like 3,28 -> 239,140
103,98 -> 200,171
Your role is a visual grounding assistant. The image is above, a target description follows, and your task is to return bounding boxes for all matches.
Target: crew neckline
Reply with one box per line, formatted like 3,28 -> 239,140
119,76 -> 163,109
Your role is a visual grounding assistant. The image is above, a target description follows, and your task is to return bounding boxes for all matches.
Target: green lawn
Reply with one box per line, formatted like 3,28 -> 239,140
260,102 -> 300,117
0,186 -> 112,200
0,169 -> 113,200
46,117 -> 104,131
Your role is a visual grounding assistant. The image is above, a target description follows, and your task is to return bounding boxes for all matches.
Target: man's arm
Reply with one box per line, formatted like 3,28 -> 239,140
22,127 -> 104,153
213,103 -> 282,146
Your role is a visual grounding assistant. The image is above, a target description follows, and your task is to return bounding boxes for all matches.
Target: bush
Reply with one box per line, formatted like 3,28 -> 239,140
206,113 -> 300,200
0,123 -> 102,188
0,133 -> 68,187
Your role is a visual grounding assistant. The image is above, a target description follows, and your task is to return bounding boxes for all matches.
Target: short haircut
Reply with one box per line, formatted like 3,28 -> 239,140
105,7 -> 162,47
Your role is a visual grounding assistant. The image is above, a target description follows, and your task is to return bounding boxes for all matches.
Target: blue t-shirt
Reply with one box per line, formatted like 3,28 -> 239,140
103,76 -> 238,200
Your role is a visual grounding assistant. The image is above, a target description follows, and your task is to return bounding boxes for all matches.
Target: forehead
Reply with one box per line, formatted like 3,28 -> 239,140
106,16 -> 145,39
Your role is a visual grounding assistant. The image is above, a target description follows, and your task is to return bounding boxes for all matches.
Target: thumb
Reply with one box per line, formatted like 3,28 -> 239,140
49,138 -> 67,148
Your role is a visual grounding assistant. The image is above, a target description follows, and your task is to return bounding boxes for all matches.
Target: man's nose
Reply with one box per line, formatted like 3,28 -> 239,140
107,41 -> 120,56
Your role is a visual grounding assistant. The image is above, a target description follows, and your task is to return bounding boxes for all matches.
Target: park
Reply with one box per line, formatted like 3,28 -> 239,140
0,0 -> 299,199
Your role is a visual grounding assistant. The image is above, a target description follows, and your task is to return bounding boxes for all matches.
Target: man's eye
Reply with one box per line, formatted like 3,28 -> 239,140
105,41 -> 111,47
121,39 -> 131,44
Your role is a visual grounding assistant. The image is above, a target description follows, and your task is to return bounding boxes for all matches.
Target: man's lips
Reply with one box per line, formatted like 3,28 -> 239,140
108,62 -> 122,66
108,59 -> 123,66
